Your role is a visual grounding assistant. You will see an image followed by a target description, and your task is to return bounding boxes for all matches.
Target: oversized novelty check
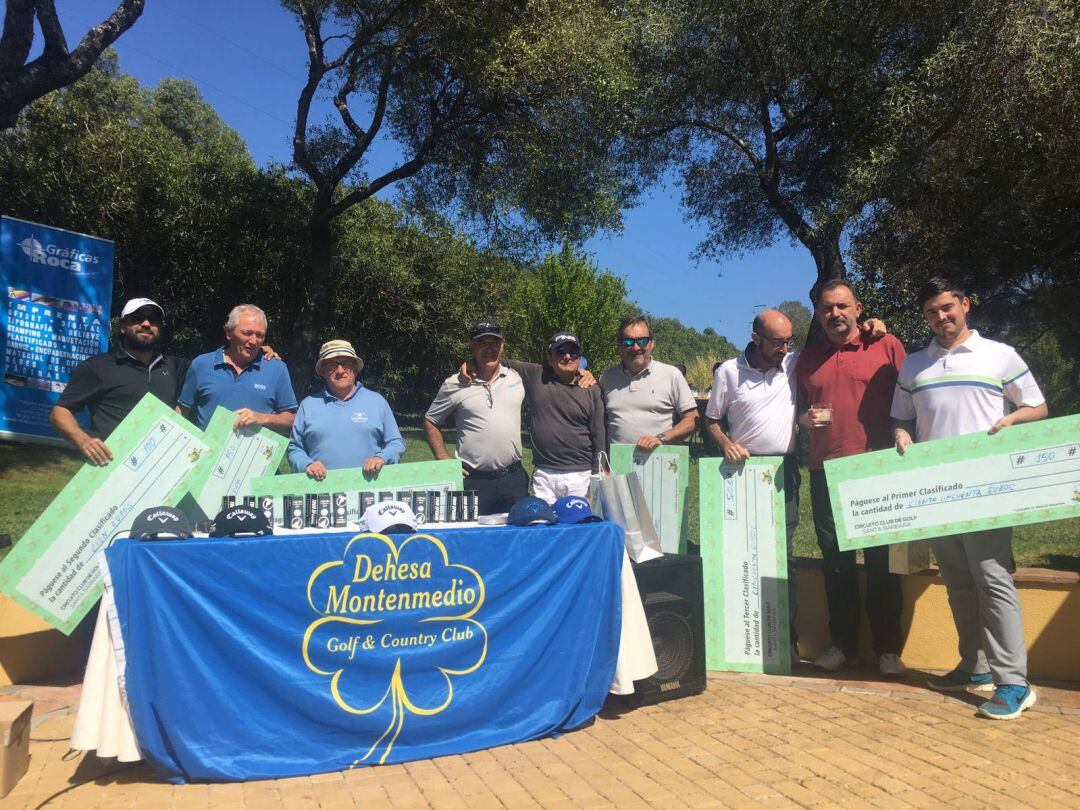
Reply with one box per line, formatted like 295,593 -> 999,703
0,395 -> 208,633
249,459 -> 464,525
699,456 -> 790,674
828,414 -> 1080,551
610,443 -> 689,554
181,407 -> 288,521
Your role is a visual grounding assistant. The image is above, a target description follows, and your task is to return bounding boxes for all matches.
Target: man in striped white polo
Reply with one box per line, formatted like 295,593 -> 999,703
892,277 -> 1047,720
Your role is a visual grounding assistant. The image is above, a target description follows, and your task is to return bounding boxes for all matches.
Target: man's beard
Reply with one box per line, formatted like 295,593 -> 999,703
123,330 -> 159,352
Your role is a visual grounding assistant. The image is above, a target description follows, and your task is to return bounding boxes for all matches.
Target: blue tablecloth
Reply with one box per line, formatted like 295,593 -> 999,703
106,523 -> 624,783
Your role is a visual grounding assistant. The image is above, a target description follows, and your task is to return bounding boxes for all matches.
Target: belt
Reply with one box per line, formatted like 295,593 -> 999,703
464,460 -> 523,479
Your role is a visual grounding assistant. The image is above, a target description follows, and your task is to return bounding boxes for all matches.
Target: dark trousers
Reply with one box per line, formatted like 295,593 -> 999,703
782,455 -> 800,649
809,468 -> 902,657
463,462 -> 528,515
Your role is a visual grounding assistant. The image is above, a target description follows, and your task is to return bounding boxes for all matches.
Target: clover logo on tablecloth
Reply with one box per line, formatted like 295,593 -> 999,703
303,532 -> 487,764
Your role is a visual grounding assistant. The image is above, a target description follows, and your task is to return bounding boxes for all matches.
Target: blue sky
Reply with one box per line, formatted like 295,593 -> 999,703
57,0 -> 816,345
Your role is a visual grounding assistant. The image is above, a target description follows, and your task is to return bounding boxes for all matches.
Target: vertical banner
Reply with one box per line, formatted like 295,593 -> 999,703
699,456 -> 790,674
609,443 -> 689,553
0,216 -> 114,442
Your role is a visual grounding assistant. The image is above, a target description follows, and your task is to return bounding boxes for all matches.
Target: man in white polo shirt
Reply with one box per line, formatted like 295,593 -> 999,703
600,315 -> 699,450
424,321 -> 527,514
892,277 -> 1047,720
704,308 -> 801,647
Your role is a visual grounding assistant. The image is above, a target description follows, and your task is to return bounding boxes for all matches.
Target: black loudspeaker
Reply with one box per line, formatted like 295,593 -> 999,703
628,553 -> 706,706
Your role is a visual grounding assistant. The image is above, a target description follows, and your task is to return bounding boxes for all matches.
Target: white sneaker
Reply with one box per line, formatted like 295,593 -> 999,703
813,646 -> 847,672
879,653 -> 907,677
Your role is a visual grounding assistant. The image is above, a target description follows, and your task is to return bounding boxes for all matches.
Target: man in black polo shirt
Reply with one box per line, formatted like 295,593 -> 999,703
50,298 -> 187,465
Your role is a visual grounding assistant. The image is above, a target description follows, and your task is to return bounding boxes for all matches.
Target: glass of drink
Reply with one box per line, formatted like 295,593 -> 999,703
810,403 -> 833,428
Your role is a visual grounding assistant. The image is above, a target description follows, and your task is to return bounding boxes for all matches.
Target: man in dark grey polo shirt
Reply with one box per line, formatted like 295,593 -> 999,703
509,331 -> 605,502
424,322 -> 527,514
51,298 -> 188,466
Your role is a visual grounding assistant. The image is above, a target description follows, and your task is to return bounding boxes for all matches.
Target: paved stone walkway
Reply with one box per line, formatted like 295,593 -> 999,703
5,671 -> 1080,808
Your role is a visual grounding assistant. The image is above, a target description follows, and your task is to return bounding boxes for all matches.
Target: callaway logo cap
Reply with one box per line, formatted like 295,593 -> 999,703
468,321 -> 503,341
120,298 -> 164,322
508,496 -> 558,526
547,331 -> 581,352
130,506 -> 192,540
362,500 -> 418,534
552,495 -> 602,524
210,505 -> 273,537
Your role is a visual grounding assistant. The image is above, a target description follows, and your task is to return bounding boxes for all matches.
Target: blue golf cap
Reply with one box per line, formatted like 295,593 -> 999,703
508,496 -> 558,526
553,496 -> 602,524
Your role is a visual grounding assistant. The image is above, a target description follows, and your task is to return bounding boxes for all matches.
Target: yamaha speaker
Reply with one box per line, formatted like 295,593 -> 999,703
628,553 -> 706,706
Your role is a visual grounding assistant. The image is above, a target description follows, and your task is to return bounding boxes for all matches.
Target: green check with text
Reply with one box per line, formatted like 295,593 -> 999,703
826,414 -> 1080,551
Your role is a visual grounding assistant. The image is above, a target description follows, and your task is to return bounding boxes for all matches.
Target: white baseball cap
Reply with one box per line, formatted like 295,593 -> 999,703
120,298 -> 164,321
361,500 -> 418,533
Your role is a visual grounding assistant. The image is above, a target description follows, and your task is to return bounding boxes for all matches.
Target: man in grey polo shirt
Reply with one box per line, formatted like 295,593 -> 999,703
423,321 -> 527,514
599,315 -> 699,450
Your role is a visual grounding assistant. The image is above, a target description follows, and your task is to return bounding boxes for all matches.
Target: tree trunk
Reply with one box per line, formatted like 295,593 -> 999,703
287,215 -> 334,398
804,232 -> 846,346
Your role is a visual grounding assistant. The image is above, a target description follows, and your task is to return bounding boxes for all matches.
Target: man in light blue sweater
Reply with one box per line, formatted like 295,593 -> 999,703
287,340 -> 405,479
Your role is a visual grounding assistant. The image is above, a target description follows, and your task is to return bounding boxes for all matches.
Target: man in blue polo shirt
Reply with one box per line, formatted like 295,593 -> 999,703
178,304 -> 297,433
287,339 -> 405,479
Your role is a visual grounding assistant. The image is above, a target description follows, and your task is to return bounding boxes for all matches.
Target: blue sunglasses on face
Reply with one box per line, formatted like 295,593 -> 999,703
618,336 -> 651,348
554,346 -> 581,357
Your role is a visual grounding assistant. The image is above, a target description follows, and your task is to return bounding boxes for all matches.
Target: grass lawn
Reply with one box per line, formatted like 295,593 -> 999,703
2,430 -> 1079,570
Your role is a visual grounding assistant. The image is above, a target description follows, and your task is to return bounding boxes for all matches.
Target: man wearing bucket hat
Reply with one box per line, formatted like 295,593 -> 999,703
287,340 -> 405,481
51,298 -> 188,465
179,303 -> 297,433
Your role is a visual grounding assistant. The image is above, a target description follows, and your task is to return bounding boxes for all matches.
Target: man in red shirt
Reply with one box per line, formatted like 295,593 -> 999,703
795,279 -> 907,676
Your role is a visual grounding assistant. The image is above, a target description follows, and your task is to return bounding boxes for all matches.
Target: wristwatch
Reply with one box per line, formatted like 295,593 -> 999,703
656,432 -> 667,444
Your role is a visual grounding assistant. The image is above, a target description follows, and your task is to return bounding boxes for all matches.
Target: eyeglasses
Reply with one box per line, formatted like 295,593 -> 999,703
553,347 -> 581,358
323,358 -> 356,371
123,314 -> 163,326
618,336 -> 651,348
759,334 -> 794,347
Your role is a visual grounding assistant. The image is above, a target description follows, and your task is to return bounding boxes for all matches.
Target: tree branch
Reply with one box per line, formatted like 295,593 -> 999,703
0,0 -> 145,130
0,0 -> 35,81
292,0 -> 329,191
34,0 -> 70,59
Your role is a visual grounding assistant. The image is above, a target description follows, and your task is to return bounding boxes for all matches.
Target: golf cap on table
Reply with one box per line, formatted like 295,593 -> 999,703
210,505 -> 273,537
547,331 -> 581,352
508,496 -> 558,526
362,500 -> 419,534
316,339 -> 364,373
130,506 -> 192,540
468,321 -> 503,340
553,496 -> 602,524
120,298 -> 164,321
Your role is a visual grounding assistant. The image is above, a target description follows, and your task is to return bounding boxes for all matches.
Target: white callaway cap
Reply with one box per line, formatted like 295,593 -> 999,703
361,500 -> 419,533
121,297 -> 164,320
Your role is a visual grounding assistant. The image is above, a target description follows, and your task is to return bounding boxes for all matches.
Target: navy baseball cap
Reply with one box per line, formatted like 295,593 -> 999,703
210,505 -> 273,537
468,321 -> 503,340
508,496 -> 558,526
553,496 -> 602,524
130,506 -> 192,540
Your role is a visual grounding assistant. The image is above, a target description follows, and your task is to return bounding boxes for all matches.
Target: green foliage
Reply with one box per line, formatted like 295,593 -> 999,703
625,0 -> 998,287
503,243 -> 634,370
775,300 -> 812,350
649,316 -> 738,372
